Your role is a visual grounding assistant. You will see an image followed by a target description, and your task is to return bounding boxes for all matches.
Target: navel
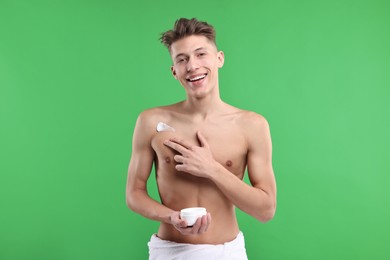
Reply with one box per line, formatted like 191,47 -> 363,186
225,160 -> 233,167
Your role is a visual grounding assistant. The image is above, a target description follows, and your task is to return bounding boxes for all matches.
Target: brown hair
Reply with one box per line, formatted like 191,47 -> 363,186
160,18 -> 216,50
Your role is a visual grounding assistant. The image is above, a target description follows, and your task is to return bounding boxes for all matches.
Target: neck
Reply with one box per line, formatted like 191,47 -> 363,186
182,91 -> 224,120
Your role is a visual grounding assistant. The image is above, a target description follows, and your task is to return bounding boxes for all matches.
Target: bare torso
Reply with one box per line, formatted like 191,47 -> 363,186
150,104 -> 249,244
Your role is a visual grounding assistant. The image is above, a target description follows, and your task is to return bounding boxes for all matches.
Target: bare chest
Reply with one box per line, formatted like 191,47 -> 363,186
151,123 -> 248,177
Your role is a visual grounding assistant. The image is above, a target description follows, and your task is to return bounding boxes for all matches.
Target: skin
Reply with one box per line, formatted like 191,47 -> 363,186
126,35 -> 277,245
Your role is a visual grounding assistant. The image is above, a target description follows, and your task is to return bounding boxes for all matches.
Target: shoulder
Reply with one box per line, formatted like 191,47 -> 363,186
235,110 -> 271,148
137,107 -> 164,123
132,107 -> 170,146
135,103 -> 180,132
237,110 -> 269,130
221,103 -> 269,132
137,104 -> 177,123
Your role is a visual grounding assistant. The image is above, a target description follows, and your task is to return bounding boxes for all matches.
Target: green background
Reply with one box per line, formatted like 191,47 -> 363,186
1,0 -> 389,259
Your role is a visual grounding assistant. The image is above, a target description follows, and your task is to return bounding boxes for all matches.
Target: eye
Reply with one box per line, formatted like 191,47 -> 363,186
176,58 -> 187,64
197,53 -> 206,57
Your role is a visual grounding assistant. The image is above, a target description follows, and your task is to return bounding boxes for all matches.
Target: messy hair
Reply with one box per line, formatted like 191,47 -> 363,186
160,18 -> 216,50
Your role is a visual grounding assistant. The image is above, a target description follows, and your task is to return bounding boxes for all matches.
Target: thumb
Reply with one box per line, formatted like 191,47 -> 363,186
172,211 -> 187,227
176,215 -> 188,227
196,131 -> 209,148
179,219 -> 188,228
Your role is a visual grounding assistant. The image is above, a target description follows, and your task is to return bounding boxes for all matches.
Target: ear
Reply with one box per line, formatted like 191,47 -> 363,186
217,51 -> 225,68
171,65 -> 178,79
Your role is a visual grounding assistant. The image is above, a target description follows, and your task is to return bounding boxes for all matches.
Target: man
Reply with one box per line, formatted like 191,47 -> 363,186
126,18 -> 276,259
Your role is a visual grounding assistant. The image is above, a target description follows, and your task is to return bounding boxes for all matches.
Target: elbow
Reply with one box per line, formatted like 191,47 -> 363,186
126,186 -> 149,214
257,202 -> 276,223
126,190 -> 138,212
126,196 -> 133,210
258,209 -> 275,223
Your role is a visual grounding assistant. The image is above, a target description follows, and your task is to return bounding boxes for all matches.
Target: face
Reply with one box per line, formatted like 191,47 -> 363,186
170,35 -> 224,99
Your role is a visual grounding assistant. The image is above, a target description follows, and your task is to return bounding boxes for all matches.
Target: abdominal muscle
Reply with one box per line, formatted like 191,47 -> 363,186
152,132 -> 241,244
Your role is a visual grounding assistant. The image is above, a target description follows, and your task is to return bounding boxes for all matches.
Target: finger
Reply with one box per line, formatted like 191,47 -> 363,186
175,221 -> 190,234
173,155 -> 185,164
190,217 -> 202,234
170,211 -> 180,223
179,219 -> 188,228
164,140 -> 189,155
207,212 -> 212,223
169,137 -> 194,150
196,131 -> 209,148
175,164 -> 192,173
205,213 -> 211,231
179,227 -> 192,236
198,215 -> 208,233
171,212 -> 187,230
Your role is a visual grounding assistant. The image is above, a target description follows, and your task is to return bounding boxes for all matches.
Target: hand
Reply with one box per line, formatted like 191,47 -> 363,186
170,211 -> 212,235
163,131 -> 218,178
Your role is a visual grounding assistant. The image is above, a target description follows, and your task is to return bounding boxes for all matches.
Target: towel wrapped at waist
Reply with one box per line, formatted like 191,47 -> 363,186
148,231 -> 248,260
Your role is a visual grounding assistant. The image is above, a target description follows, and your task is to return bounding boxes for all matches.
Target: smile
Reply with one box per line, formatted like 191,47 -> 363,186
186,73 -> 207,82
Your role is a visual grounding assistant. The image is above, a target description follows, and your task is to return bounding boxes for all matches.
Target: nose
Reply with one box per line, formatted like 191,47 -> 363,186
186,58 -> 199,72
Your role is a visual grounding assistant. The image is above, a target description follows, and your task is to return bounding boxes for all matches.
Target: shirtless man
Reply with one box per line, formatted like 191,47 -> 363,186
126,18 -> 277,259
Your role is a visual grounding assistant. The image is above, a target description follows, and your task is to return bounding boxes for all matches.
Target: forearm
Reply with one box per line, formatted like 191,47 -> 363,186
126,189 -> 175,224
210,164 -> 276,222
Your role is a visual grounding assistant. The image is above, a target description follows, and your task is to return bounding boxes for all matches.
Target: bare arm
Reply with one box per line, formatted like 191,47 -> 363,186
126,111 -> 211,234
165,113 -> 276,222
210,114 -> 277,222
126,112 -> 174,224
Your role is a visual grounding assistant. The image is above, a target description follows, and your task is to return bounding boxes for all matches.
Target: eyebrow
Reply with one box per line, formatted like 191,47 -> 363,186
174,47 -> 207,60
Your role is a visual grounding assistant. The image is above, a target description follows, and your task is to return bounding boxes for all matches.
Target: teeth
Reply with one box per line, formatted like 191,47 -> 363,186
189,74 -> 206,82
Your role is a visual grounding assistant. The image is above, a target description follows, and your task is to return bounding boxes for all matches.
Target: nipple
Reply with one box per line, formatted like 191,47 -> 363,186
156,122 -> 175,132
226,160 -> 233,167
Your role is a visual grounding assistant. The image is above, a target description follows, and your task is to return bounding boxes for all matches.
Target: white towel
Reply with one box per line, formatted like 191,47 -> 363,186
148,231 -> 248,260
